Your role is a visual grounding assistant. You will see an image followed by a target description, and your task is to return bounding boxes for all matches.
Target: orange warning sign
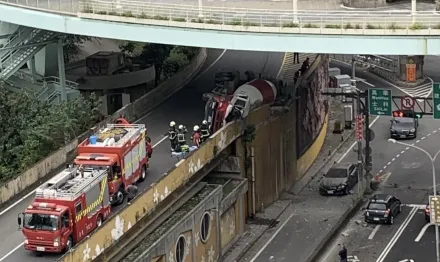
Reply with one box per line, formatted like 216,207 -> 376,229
406,64 -> 416,82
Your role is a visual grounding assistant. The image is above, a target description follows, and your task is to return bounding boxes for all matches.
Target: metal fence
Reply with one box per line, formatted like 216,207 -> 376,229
2,0 -> 440,30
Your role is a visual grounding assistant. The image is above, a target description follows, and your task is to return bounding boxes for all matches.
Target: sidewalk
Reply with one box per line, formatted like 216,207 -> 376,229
221,101 -> 364,262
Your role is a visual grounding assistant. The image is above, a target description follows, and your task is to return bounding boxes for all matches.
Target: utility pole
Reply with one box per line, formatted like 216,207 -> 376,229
352,55 -> 364,197
364,92 -> 372,186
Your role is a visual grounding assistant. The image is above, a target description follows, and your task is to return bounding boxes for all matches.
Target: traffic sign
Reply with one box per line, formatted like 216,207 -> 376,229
429,195 -> 440,224
433,83 -> 440,119
401,95 -> 415,109
369,88 -> 392,116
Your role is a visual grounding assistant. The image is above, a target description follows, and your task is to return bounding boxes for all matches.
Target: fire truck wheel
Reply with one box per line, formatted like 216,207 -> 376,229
139,165 -> 147,182
65,236 -> 73,252
97,215 -> 103,227
115,189 -> 125,205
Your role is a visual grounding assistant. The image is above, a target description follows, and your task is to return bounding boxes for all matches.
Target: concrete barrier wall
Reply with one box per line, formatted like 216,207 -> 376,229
297,114 -> 328,177
0,48 -> 208,206
66,65 -> 156,90
58,120 -> 242,262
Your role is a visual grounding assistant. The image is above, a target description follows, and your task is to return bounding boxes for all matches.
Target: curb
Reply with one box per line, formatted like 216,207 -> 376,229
305,196 -> 366,262
234,128 -> 355,262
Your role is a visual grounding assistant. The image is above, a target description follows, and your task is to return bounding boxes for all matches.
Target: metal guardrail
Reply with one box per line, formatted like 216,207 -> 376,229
2,0 -> 440,32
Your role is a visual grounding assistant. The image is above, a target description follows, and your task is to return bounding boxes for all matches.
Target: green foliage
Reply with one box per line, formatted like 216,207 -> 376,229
0,85 -> 101,182
63,35 -> 94,63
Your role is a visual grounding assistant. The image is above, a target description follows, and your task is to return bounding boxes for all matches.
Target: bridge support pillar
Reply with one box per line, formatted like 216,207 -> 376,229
57,38 -> 67,101
398,55 -> 424,83
29,56 -> 37,83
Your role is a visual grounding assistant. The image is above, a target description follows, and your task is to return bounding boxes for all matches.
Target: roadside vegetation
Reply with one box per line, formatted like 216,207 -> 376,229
0,36 -> 199,183
0,84 -> 102,182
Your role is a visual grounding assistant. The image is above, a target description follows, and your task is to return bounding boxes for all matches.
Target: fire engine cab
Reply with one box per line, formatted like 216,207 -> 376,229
75,122 -> 151,205
18,165 -> 111,253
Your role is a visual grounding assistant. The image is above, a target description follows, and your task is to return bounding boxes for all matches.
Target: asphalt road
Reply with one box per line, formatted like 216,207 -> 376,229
0,48 -> 284,262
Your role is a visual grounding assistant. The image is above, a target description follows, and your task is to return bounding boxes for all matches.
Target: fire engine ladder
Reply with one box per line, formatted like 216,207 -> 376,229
57,170 -> 103,200
0,26 -> 60,81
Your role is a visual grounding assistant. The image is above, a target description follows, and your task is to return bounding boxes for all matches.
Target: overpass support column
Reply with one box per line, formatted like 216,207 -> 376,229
398,55 -> 424,83
57,37 -> 67,101
29,56 -> 37,83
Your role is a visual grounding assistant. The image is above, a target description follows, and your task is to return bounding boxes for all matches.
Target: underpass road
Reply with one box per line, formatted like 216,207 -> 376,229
0,48 -> 284,262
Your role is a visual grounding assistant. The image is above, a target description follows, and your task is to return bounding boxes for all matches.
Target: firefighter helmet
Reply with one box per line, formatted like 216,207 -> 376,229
170,121 -> 176,127
178,125 -> 184,130
193,125 -> 200,131
202,120 -> 208,125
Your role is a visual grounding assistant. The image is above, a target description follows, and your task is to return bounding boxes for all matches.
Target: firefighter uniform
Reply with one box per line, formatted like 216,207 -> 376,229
169,121 -> 177,150
177,125 -> 187,148
200,120 -> 211,143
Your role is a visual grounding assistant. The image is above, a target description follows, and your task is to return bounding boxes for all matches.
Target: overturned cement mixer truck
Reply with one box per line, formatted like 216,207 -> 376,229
203,71 -> 279,133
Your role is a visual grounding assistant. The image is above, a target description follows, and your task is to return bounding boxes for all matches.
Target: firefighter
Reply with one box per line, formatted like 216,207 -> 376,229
200,120 -> 211,143
191,125 -> 202,147
169,121 -> 178,151
177,125 -> 187,147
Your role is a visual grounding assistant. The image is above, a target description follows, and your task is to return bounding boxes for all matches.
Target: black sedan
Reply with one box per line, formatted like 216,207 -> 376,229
390,117 -> 417,139
319,163 -> 358,196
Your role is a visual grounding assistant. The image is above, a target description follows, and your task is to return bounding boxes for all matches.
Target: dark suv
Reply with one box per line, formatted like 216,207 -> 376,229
364,194 -> 402,225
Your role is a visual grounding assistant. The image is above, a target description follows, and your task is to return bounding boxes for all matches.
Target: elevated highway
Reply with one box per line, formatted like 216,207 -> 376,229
1,0 -> 440,54
0,49 -> 284,262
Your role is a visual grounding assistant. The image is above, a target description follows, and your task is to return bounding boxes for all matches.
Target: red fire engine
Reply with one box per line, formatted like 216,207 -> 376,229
18,165 -> 112,253
75,120 -> 152,205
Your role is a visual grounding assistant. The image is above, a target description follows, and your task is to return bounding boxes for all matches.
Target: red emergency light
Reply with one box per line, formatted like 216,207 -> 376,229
393,111 -> 404,117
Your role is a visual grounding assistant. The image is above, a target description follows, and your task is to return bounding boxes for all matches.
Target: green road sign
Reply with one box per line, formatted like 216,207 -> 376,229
433,83 -> 440,119
369,88 -> 392,116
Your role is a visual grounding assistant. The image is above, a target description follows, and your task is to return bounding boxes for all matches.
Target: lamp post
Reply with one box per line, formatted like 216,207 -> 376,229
198,0 -> 204,18
388,138 -> 440,262
292,0 -> 298,23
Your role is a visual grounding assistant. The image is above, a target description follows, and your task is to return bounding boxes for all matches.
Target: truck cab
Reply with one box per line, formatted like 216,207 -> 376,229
18,202 -> 72,253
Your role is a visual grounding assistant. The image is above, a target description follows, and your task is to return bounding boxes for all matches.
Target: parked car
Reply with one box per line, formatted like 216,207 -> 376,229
318,163 -> 358,196
364,194 -> 402,225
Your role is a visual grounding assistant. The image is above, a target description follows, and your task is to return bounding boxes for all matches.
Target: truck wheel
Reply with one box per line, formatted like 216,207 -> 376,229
139,165 -> 147,182
65,236 -> 73,252
115,189 -> 125,206
97,214 -> 103,227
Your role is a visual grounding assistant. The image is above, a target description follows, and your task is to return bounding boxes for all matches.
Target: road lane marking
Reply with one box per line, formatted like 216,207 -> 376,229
401,150 -> 405,154
416,140 -> 420,143
421,137 -> 426,140
387,162 -> 391,165
338,115 -> 380,163
193,49 -> 227,82
0,243 -> 23,262
415,223 -> 433,242
405,147 -> 410,150
404,204 -> 427,209
248,211 -> 296,262
368,225 -> 381,240
396,154 -> 400,158
376,206 -> 418,262
276,52 -> 289,78
391,158 -> 395,162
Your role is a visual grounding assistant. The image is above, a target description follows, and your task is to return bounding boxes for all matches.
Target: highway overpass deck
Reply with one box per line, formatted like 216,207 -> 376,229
1,1 -> 440,54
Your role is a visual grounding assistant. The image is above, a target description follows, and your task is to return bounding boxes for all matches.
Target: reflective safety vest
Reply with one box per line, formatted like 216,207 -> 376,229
169,130 -> 177,140
177,133 -> 186,143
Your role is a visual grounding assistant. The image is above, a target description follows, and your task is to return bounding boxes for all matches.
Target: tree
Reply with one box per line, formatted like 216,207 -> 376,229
162,48 -> 189,79
0,84 -> 101,182
140,43 -> 173,86
63,35 -> 93,63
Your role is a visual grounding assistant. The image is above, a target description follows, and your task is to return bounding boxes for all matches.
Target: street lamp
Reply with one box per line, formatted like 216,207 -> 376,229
388,138 -> 440,262
292,0 -> 298,23
198,0 -> 204,18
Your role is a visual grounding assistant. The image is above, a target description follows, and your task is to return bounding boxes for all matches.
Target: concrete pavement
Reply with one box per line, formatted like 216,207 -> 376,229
0,48 -> 284,261
317,116 -> 440,262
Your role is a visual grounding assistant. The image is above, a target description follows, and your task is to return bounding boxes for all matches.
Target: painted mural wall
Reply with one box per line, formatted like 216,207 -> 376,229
296,54 -> 329,158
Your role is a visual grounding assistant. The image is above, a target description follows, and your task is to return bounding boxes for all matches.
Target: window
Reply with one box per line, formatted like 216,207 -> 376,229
200,212 -> 211,243
175,235 -> 186,262
368,203 -> 387,210
75,202 -> 83,214
325,168 -> 347,178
